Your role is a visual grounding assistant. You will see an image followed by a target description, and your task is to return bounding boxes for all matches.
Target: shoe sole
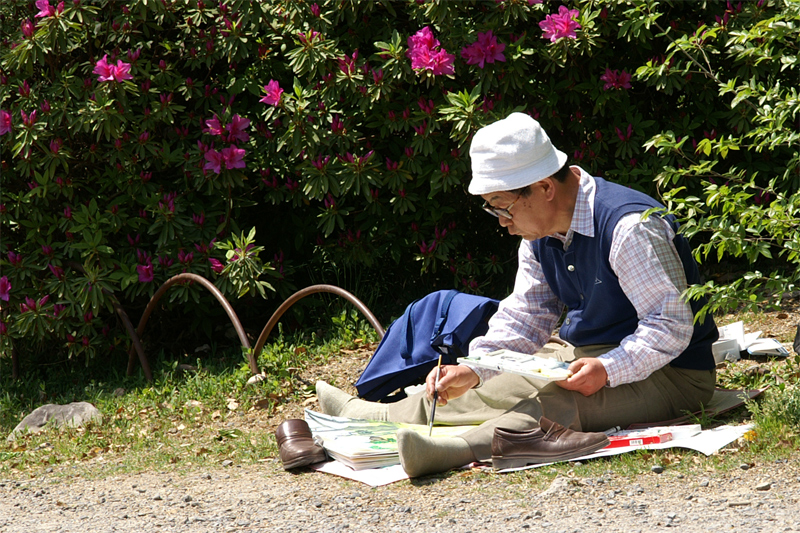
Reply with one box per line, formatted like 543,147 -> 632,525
282,453 -> 328,470
491,438 -> 610,470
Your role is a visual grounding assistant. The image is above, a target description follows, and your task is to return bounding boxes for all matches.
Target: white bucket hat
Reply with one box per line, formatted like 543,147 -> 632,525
468,112 -> 568,195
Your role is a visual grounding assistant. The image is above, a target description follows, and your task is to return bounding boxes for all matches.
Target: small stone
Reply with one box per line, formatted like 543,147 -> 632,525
739,463 -> 750,471
755,482 -> 772,491
153,495 -> 163,501
247,373 -> 267,386
651,465 -> 664,474
184,495 -> 193,503
221,460 -> 233,467
699,479 -> 710,487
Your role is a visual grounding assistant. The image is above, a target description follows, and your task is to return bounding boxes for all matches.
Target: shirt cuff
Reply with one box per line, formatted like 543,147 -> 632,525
461,364 -> 501,389
597,356 -> 616,388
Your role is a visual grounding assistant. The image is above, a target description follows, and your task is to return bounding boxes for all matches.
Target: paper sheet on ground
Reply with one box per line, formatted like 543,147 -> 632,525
310,461 -> 409,487
308,418 -> 753,486
495,423 -> 752,473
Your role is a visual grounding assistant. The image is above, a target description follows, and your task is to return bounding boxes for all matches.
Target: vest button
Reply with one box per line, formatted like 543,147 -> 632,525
565,318 -> 571,325
567,265 -> 575,272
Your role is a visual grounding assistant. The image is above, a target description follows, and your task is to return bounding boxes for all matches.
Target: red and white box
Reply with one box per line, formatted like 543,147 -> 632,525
605,428 -> 673,448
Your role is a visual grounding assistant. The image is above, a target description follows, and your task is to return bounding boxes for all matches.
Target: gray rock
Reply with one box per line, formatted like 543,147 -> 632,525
540,475 -> 570,498
7,402 -> 103,441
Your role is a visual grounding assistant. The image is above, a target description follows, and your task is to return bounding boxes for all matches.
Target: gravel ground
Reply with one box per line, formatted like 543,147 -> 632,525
1,454 -> 798,532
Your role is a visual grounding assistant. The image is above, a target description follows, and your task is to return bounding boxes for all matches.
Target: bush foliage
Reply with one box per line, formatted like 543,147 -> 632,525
0,0 -> 797,364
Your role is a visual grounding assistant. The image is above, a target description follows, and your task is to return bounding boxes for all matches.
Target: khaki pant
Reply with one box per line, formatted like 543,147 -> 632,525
387,342 -> 716,461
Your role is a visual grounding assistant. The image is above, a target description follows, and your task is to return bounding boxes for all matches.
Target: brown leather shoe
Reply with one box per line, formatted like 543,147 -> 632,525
491,416 -> 609,469
275,419 -> 328,470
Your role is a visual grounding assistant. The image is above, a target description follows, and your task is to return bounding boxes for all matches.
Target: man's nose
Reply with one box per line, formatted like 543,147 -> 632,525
498,216 -> 512,227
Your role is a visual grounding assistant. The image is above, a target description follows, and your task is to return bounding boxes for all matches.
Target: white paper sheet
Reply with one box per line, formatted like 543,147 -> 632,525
496,423 -> 753,472
309,423 -> 753,483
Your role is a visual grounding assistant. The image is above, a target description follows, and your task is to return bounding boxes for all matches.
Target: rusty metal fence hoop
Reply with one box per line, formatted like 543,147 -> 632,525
250,284 -> 385,375
126,273 -> 250,381
127,276 -> 384,381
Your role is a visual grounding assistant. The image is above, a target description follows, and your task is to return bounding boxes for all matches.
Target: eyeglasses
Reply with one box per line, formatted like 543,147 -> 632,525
482,192 -> 522,219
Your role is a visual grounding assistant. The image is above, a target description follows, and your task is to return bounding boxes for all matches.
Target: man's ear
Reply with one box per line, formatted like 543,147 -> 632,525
539,177 -> 556,200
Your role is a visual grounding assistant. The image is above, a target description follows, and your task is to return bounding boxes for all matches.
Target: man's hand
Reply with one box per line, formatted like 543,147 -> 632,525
556,357 -> 608,396
425,364 -> 480,406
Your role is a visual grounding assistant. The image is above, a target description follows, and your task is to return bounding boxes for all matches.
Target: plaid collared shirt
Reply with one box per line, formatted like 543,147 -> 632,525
467,167 -> 694,387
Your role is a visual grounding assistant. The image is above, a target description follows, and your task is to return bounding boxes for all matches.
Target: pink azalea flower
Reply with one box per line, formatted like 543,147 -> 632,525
48,264 -> 65,280
209,258 -> 225,274
93,56 -> 114,80
461,30 -> 506,68
259,80 -> 283,106
407,27 -> 456,76
408,26 -> 439,52
226,114 -> 250,143
0,110 -> 11,136
111,61 -> 132,82
93,55 -> 133,83
21,109 -> 37,128
35,0 -> 56,18
221,145 -> 246,169
204,115 -> 224,136
0,276 -> 10,301
616,70 -> 632,89
21,19 -> 35,38
204,148 -> 223,174
137,262 -> 154,282
177,250 -> 194,265
539,5 -> 581,42
428,49 -> 456,76
600,68 -> 632,90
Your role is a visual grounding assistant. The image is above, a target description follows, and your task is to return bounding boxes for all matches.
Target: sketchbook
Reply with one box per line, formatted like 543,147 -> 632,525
304,409 -> 474,471
458,349 -> 572,381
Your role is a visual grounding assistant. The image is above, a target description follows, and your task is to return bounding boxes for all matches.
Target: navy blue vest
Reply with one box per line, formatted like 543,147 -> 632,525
530,177 -> 717,370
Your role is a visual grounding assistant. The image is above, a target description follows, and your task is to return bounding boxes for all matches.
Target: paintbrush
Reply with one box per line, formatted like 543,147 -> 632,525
428,353 -> 443,437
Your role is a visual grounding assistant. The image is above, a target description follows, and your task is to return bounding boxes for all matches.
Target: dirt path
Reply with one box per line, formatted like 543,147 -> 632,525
1,452 -> 798,533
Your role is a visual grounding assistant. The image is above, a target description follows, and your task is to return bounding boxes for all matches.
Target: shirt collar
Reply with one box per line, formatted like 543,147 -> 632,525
549,166 -> 595,247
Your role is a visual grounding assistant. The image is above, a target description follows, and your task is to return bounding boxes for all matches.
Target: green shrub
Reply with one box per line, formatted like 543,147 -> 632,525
0,0 -> 797,364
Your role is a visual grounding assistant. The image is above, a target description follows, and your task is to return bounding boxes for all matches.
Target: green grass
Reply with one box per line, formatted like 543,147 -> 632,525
1,308 -> 798,481
0,309 -> 378,478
